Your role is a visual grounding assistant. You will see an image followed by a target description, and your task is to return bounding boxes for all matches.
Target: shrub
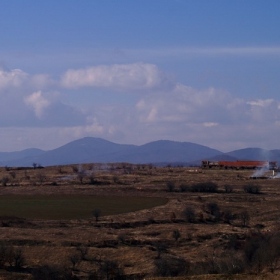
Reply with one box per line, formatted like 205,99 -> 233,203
89,176 -> 97,185
98,260 -> 124,280
243,184 -> 261,194
93,209 -> 101,222
154,257 -> 190,277
1,177 -> 9,187
72,166 -> 78,173
242,232 -> 280,273
154,242 -> 168,259
206,202 -> 219,215
179,183 -> 188,192
205,202 -> 221,222
166,181 -> 175,192
172,229 -> 181,242
32,265 -> 72,280
37,173 -> 45,185
9,171 -> 16,179
0,243 -> 11,267
223,210 -> 235,224
224,185 -> 233,193
76,245 -> 89,261
240,211 -> 250,227
183,206 -> 195,223
0,244 -> 25,270
14,248 -> 25,270
69,253 -> 81,269
190,182 -> 218,193
118,233 -> 127,244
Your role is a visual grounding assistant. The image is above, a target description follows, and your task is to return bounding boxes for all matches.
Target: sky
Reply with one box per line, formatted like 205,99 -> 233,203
0,0 -> 280,152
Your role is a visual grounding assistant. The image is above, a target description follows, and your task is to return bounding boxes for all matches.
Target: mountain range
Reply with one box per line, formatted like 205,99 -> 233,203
0,137 -> 279,167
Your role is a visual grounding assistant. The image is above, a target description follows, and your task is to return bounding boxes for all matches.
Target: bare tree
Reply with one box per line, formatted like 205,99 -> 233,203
240,211 -> 250,227
183,206 -> 195,223
77,166 -> 86,184
172,229 -> 181,243
9,171 -> 16,179
166,181 -> 175,192
154,242 -> 168,259
37,173 -> 45,185
69,253 -> 81,270
93,209 -> 101,222
1,177 -> 9,187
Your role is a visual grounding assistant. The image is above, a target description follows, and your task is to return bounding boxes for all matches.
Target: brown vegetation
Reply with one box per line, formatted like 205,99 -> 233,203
0,164 -> 279,279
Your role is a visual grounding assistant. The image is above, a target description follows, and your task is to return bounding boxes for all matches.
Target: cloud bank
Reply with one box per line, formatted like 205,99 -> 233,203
0,63 -> 280,152
61,63 -> 174,91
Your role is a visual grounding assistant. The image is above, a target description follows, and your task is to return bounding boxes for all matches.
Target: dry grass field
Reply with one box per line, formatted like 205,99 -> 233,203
0,163 -> 279,279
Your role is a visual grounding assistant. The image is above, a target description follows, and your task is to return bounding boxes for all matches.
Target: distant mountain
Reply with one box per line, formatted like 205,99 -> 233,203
0,137 -> 222,167
0,137 -> 280,167
1,137 -> 136,167
225,148 -> 280,162
111,140 -> 223,164
0,148 -> 45,166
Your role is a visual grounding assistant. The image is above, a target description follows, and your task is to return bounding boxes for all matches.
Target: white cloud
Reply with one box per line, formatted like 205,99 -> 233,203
135,85 -> 235,125
0,68 -> 28,90
24,91 -> 50,118
247,99 -> 274,107
59,122 -> 104,140
1,63 -> 280,152
0,68 -> 53,92
203,122 -> 218,127
60,63 -> 174,91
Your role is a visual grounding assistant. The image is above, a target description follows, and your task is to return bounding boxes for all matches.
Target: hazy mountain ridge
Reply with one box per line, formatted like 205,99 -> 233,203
0,148 -> 45,162
0,137 -> 279,167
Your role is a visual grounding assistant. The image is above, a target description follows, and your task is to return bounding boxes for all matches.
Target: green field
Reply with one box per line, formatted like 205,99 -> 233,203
0,195 -> 168,220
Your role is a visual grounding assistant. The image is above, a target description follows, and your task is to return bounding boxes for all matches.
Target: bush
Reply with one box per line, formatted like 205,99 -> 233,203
93,209 -> 101,222
166,181 -> 175,192
206,202 -> 219,215
9,171 -> 16,179
32,265 -> 73,280
183,206 -> 195,223
224,185 -> 233,193
239,211 -> 250,227
241,232 -> 280,273
72,166 -> 78,173
1,177 -> 9,187
0,243 -> 11,268
190,182 -> 218,193
154,257 -> 190,277
98,260 -> 125,280
89,176 -> 98,185
243,184 -> 261,194
0,244 -> 25,270
223,210 -> 235,224
76,245 -> 89,261
172,229 -> 181,242
154,242 -> 168,259
14,248 -> 25,270
179,183 -> 188,192
69,253 -> 81,269
203,202 -> 221,222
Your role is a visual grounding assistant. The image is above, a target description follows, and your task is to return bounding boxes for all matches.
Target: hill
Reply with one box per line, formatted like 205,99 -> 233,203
0,137 -> 280,167
0,138 -> 221,167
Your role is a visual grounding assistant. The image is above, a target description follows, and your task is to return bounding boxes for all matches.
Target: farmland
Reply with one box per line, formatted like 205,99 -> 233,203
0,163 -> 280,279
0,195 -> 167,220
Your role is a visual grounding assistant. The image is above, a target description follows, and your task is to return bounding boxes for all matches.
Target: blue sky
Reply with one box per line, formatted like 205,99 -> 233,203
0,0 -> 280,152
